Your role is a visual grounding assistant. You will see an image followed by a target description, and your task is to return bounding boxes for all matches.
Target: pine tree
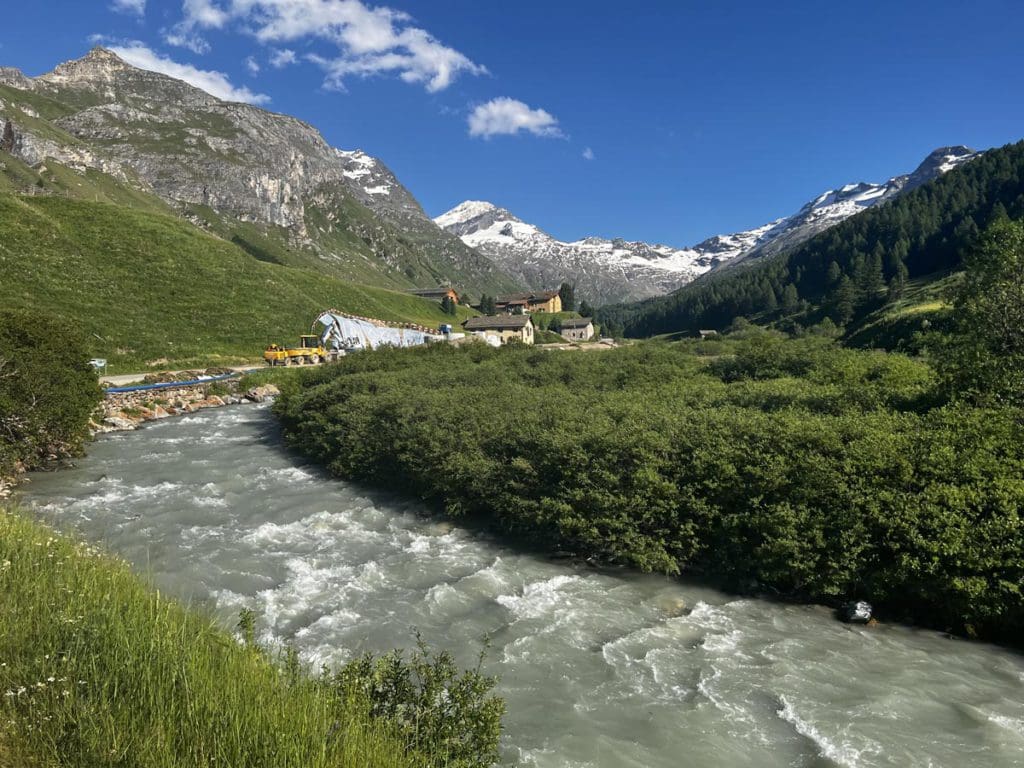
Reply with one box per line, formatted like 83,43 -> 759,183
826,261 -> 842,286
559,282 -> 576,311
480,295 -> 496,315
887,261 -> 909,301
833,276 -> 857,325
578,300 -> 594,318
781,283 -> 800,312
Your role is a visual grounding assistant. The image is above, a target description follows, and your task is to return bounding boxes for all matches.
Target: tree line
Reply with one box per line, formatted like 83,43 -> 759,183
599,141 -> 1024,338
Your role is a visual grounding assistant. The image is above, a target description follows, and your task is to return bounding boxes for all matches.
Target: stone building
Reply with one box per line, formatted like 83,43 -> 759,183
462,315 -> 535,345
494,290 -> 562,314
559,318 -> 595,342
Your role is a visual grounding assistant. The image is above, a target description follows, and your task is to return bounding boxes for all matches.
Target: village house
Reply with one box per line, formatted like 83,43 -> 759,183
408,287 -> 459,303
494,290 -> 562,314
559,317 -> 595,342
462,315 -> 535,345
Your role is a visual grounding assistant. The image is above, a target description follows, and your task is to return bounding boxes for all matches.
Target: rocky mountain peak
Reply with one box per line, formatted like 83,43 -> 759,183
0,48 -> 520,295
0,66 -> 32,89
41,47 -> 129,84
433,200 -> 528,237
905,145 -> 977,189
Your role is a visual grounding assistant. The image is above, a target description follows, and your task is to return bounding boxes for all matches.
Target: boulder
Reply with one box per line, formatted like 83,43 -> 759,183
103,415 -> 138,430
245,384 -> 280,403
841,600 -> 873,624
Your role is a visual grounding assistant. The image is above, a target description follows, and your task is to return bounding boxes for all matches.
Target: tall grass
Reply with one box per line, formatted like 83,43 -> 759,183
0,507 -> 421,768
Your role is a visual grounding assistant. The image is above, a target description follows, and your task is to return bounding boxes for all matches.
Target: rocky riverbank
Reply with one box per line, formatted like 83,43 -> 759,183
96,379 -> 280,433
0,376 -> 280,499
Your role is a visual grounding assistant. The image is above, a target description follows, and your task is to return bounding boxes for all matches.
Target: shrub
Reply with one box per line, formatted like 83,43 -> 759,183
274,340 -> 1024,643
0,309 -> 101,478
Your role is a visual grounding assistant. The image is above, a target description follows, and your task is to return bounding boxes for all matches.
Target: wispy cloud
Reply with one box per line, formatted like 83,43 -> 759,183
468,98 -> 562,139
109,42 -> 270,104
270,48 -> 297,68
111,0 -> 146,17
582,146 -> 595,160
244,55 -> 260,75
167,0 -> 486,92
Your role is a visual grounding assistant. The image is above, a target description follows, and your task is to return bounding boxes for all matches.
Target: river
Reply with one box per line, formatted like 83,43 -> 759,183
21,405 -> 1024,767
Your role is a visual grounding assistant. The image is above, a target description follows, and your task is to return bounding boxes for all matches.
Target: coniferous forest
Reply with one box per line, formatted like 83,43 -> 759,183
598,141 -> 1024,340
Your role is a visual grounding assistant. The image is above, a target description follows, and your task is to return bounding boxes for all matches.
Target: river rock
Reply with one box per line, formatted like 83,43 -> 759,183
841,600 -> 873,624
246,384 -> 280,403
104,415 -> 138,430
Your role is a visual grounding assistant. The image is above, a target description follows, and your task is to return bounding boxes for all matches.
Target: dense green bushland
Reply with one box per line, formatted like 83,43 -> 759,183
0,309 -> 101,480
600,141 -> 1024,341
0,507 -> 503,767
0,191 -> 475,372
275,338 -> 1024,643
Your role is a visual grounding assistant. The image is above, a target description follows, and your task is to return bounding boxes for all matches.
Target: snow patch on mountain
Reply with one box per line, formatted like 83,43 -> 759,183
435,146 -> 979,304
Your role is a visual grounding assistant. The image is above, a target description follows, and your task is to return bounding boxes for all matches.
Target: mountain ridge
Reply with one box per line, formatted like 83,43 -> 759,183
0,47 -> 521,297
435,146 -> 979,304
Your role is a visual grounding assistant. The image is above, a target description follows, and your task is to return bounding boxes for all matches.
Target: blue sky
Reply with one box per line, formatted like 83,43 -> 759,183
2,1 -> 1023,245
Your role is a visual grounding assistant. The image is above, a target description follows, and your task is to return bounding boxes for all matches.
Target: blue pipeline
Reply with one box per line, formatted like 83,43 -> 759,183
104,372 -> 240,395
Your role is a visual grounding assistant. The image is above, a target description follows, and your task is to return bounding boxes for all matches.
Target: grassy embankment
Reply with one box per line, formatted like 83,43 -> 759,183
0,160 -> 475,373
0,507 -> 422,768
274,336 -> 1024,644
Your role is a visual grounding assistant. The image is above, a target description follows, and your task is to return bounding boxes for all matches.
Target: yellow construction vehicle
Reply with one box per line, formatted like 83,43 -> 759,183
263,335 -> 326,366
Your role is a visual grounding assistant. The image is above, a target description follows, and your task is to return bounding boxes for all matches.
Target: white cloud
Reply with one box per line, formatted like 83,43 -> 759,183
270,48 -> 297,68
582,146 -> 595,161
468,98 -> 562,139
111,0 -> 146,16
165,0 -> 229,52
245,55 -> 260,74
170,0 -> 486,92
109,42 -> 270,104
164,30 -> 211,54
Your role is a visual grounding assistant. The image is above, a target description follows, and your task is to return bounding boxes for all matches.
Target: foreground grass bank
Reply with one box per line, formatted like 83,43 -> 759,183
275,338 -> 1024,644
0,508 -> 503,767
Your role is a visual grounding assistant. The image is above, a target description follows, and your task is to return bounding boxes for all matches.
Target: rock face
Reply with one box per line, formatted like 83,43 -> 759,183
436,147 -> 979,304
0,47 -> 519,296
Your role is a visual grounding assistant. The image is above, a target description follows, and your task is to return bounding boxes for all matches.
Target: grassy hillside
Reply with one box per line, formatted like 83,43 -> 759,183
0,62 -> 521,299
844,272 -> 958,350
0,190 -> 475,371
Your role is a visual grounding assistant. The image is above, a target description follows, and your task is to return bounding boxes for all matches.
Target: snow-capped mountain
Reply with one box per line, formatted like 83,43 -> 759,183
435,146 -> 979,304
714,146 -> 980,272
434,201 -> 756,304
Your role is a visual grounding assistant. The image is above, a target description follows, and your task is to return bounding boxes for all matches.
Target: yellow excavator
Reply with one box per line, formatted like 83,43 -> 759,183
263,335 -> 326,366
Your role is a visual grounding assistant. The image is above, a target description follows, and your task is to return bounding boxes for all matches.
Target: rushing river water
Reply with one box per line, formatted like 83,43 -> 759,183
20,405 -> 1024,767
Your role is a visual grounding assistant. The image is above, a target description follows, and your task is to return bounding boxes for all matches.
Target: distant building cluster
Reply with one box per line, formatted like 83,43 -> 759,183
405,286 -> 597,347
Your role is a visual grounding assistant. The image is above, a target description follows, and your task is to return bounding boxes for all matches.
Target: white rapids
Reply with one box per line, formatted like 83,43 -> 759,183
22,406 -> 1024,767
